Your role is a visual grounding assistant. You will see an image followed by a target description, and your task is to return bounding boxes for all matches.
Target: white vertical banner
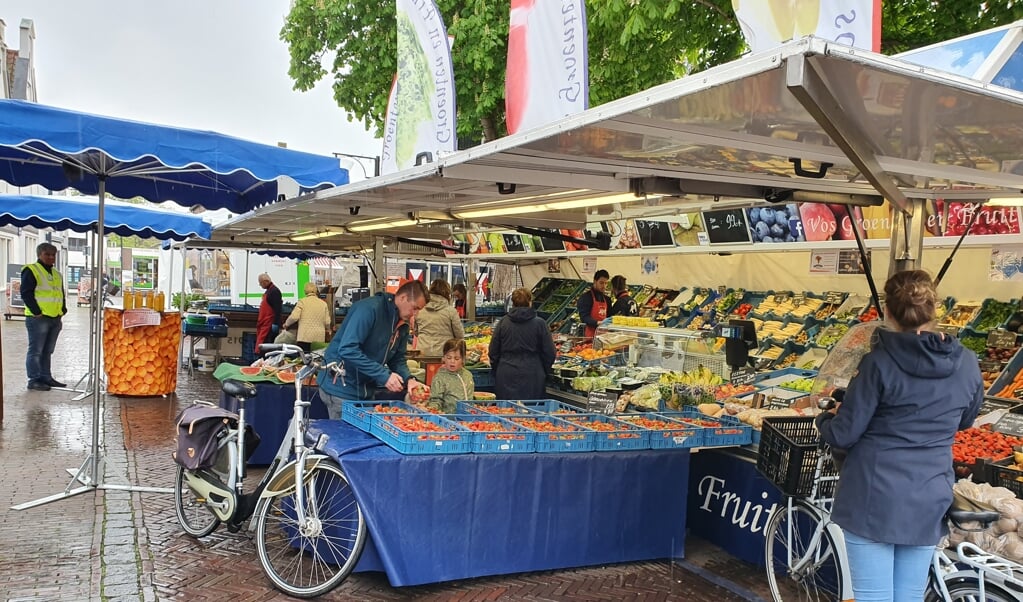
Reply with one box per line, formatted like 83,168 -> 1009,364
380,0 -> 457,175
731,0 -> 881,54
505,0 -> 588,135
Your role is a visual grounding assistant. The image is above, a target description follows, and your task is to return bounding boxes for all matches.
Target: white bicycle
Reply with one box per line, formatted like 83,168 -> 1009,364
174,344 -> 367,598
758,415 -> 1023,602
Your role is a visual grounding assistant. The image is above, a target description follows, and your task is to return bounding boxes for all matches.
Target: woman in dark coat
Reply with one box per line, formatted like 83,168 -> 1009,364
816,270 -> 983,601
489,287 -> 556,400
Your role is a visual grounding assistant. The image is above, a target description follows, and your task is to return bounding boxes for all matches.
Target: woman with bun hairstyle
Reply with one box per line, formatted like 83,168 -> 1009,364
816,270 -> 983,601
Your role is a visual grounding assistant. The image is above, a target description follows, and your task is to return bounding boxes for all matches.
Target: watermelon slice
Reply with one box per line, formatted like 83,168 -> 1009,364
239,366 -> 261,376
276,371 -> 296,384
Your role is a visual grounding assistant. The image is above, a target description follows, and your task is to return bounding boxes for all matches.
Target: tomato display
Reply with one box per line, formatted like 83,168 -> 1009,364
382,415 -> 461,441
953,425 -> 1023,465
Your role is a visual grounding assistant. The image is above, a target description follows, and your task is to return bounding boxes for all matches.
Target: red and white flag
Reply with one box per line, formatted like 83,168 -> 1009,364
505,0 -> 588,135
732,0 -> 881,53
380,0 -> 457,174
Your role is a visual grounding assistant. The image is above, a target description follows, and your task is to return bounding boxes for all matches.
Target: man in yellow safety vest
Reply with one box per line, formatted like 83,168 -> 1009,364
22,242 -> 67,391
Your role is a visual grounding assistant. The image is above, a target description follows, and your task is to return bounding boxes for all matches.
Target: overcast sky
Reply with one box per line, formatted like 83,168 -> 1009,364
3,1 -> 382,179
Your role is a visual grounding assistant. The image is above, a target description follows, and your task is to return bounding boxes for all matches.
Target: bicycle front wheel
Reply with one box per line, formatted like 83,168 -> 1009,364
173,465 -> 220,538
255,460 -> 367,598
765,500 -> 844,602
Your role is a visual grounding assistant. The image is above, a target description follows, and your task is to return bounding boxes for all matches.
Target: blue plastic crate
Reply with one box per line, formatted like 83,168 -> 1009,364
182,322 -> 228,336
661,408 -> 752,447
614,414 -> 704,449
341,400 -> 424,433
560,414 -> 650,451
374,413 -> 472,455
443,414 -> 536,454
455,400 -> 531,416
240,331 -> 257,363
754,367 -> 819,385
511,399 -> 579,414
469,368 -> 494,388
504,415 -> 595,453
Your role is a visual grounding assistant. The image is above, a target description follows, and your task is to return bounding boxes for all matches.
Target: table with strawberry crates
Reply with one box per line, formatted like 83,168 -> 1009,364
301,398 -> 753,586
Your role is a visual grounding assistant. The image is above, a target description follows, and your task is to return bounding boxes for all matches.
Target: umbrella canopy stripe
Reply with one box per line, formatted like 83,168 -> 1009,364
0,195 -> 212,241
0,99 -> 350,212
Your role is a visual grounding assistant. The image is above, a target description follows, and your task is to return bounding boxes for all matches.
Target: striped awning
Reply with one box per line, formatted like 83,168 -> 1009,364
308,257 -> 346,270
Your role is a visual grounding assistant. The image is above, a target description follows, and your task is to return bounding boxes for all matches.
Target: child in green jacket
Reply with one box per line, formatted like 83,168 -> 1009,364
427,338 -> 475,414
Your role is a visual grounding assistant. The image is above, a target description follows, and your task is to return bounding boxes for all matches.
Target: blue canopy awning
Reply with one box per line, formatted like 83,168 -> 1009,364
0,99 -> 349,213
0,195 -> 212,241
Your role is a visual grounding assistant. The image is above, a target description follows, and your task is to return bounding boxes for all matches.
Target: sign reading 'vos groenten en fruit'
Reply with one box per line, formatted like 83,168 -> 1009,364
381,0 -> 456,174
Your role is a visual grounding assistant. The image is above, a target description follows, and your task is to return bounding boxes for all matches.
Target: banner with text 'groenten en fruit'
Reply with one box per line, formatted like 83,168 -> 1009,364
505,0 -> 588,135
380,0 -> 456,175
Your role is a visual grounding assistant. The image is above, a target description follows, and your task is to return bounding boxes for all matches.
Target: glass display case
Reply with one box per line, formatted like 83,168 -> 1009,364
593,323 -> 730,379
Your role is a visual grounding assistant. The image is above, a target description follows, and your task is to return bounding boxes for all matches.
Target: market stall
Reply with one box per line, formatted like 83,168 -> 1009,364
198,33 -> 1023,581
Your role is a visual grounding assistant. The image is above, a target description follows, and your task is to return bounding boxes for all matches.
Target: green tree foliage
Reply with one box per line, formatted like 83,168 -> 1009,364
281,0 -> 1023,143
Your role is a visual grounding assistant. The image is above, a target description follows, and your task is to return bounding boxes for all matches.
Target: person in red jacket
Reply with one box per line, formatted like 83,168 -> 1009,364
576,269 -> 611,339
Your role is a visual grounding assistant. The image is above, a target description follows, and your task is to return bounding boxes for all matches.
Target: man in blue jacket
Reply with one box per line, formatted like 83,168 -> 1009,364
318,280 -> 429,419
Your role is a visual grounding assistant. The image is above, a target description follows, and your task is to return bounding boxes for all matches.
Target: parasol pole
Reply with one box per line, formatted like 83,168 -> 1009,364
88,176 -> 107,486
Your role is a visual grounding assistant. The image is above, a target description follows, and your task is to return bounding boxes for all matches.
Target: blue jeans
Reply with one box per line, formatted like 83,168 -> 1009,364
844,530 -> 935,602
25,315 -> 62,383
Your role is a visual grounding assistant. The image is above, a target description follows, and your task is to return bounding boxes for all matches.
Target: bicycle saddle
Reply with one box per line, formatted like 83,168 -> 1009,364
222,379 -> 258,400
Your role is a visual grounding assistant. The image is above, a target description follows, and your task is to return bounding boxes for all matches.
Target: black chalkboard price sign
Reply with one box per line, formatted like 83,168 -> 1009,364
702,209 -> 752,244
587,390 -> 618,415
987,329 -> 1018,349
730,366 -> 757,386
994,411 -> 1023,437
978,397 -> 1016,417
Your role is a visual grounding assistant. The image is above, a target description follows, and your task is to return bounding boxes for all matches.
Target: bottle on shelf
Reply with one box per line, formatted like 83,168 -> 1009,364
134,289 -> 144,309
123,289 -> 134,310
147,290 -> 156,309
155,291 -> 166,312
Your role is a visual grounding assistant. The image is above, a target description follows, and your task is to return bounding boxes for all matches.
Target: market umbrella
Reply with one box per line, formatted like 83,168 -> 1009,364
0,194 -> 213,240
0,99 -> 349,509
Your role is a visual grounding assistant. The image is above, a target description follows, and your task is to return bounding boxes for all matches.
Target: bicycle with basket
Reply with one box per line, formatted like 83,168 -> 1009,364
756,405 -> 1023,602
173,343 -> 367,598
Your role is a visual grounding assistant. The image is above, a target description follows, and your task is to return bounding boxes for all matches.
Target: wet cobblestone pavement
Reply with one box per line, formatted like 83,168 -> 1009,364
0,305 -> 770,601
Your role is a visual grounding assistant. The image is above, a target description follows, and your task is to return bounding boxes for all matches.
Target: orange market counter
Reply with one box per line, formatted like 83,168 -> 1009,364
102,309 -> 181,396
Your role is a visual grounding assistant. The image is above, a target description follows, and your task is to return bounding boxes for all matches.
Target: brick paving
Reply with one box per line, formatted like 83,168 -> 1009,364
1,304 -> 770,601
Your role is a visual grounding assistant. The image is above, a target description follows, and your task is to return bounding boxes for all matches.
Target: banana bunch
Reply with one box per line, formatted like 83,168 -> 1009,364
681,365 -> 725,387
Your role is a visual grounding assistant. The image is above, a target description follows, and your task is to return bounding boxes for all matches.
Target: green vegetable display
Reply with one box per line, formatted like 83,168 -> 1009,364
972,300 -> 1018,332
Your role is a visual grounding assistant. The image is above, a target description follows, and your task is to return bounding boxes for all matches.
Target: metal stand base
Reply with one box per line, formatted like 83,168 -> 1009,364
11,449 -> 173,511
70,370 -> 107,401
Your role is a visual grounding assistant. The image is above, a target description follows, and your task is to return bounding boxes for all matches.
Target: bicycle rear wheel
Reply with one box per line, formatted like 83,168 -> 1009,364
173,465 -> 220,537
929,577 -> 1018,602
765,500 -> 844,601
255,460 -> 366,598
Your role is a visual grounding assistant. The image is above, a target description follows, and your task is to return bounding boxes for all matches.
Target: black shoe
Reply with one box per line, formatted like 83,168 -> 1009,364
46,378 -> 67,388
28,380 -> 51,391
